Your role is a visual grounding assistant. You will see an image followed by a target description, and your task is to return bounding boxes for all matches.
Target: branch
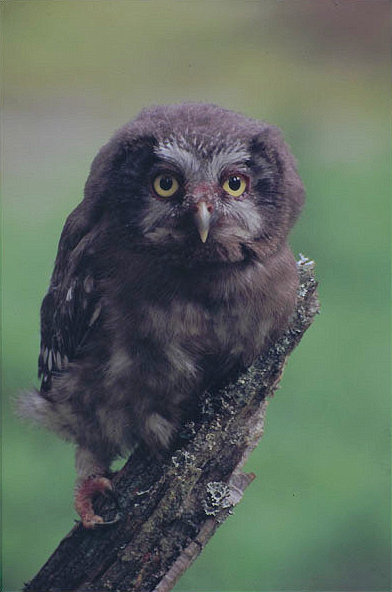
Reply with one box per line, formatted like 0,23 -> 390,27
24,255 -> 319,592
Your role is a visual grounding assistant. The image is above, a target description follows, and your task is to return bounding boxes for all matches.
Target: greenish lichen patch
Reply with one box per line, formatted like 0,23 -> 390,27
202,481 -> 232,516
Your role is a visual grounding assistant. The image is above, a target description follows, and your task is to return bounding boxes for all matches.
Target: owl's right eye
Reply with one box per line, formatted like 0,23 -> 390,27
153,174 -> 180,198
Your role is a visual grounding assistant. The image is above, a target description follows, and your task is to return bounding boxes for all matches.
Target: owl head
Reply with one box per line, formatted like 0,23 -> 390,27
82,103 -> 304,266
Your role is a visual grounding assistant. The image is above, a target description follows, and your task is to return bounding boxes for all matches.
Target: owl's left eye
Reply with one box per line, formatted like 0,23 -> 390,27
222,175 -> 247,197
153,174 -> 180,198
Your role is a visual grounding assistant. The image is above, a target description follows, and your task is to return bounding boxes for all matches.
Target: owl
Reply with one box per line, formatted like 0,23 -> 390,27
20,103 -> 304,528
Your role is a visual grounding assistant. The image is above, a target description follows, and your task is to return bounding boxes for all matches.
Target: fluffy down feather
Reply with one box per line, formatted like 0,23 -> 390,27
19,103 -> 304,527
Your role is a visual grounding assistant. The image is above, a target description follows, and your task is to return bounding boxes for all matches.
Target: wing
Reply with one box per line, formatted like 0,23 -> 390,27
38,203 -> 103,394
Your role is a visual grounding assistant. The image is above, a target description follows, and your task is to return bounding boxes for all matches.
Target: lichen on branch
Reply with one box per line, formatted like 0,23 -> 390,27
24,256 -> 319,592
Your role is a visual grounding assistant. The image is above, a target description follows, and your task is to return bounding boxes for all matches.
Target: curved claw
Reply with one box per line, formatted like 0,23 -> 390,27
91,511 -> 122,527
75,476 -> 123,529
100,487 -> 123,525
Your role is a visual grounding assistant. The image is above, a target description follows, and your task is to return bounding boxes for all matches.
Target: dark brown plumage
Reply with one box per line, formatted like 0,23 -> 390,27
20,103 -> 305,527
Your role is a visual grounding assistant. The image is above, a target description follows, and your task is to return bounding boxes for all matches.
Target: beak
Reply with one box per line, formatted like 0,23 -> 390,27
193,201 -> 212,243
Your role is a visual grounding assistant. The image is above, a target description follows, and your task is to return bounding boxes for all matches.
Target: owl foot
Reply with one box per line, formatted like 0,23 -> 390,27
75,476 -> 122,528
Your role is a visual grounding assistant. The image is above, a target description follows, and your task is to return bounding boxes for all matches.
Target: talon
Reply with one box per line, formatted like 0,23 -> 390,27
75,476 -> 122,528
93,512 -> 122,527
82,513 -> 105,529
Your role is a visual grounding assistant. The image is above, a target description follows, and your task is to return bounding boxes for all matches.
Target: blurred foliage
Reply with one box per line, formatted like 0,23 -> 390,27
2,1 -> 390,591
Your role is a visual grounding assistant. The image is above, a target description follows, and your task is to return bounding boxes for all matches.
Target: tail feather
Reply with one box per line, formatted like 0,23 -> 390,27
17,389 -> 56,429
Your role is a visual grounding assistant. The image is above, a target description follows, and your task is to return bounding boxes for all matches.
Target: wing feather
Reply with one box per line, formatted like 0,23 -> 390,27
38,205 -> 103,394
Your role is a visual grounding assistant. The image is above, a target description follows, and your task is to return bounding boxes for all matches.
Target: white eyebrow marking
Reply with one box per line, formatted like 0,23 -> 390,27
155,141 -> 199,176
155,137 -> 250,180
209,146 -> 250,175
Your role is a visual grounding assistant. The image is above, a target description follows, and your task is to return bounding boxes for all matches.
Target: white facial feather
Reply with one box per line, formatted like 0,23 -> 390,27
155,141 -> 199,177
155,137 -> 250,180
142,137 -> 262,246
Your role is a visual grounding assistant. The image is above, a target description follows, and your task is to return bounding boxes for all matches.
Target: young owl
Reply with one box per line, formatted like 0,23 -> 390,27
21,103 -> 305,527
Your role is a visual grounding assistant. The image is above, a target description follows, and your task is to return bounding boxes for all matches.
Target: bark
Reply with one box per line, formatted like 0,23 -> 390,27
24,256 -> 319,592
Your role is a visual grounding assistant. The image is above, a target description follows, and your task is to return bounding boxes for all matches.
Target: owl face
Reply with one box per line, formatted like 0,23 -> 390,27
139,139 -> 265,260
86,104 -> 304,266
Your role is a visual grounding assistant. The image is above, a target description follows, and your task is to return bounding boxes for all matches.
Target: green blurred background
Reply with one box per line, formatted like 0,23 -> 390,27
2,1 -> 390,590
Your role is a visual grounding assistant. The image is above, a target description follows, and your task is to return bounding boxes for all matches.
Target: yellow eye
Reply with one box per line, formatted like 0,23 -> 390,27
222,175 -> 247,197
153,174 -> 179,198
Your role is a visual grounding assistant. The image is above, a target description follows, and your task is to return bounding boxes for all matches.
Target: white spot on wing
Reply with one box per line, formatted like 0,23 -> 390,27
83,276 -> 94,293
89,303 -> 101,326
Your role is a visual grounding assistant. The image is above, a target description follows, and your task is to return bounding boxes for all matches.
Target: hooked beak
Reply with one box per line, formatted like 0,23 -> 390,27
193,201 -> 212,243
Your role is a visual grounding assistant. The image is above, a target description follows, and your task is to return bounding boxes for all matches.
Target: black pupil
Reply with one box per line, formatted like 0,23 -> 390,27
228,176 -> 242,191
160,176 -> 173,191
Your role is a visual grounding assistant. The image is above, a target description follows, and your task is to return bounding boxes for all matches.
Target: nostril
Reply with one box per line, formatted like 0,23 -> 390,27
191,202 -> 214,214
